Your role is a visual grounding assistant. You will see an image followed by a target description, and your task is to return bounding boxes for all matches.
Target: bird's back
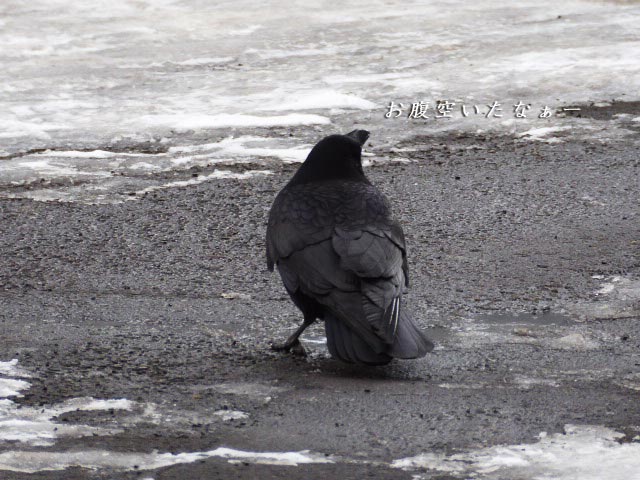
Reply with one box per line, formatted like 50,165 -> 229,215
265,131 -> 433,365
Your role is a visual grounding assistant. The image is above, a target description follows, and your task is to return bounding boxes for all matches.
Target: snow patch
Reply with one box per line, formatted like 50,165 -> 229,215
169,136 -> 311,163
517,126 -> 572,142
38,150 -> 123,158
133,169 -> 272,196
0,447 -> 333,473
0,359 -> 32,378
0,379 -> 30,398
0,396 -> 133,446
596,276 -> 622,295
551,333 -> 599,351
152,57 -> 233,67
258,90 -> 376,111
137,113 -> 330,131
213,410 -> 249,422
392,425 -> 640,480
513,375 -> 560,389
570,276 -> 640,321
0,359 -> 132,447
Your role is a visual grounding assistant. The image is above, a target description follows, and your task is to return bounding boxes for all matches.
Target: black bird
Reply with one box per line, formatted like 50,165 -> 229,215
266,130 -> 434,365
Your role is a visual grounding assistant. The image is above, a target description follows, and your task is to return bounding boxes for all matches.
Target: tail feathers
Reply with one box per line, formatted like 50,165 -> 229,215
325,314 -> 392,366
325,309 -> 434,365
388,310 -> 434,359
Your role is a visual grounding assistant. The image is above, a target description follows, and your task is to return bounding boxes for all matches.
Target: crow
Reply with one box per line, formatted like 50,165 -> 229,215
266,130 -> 434,365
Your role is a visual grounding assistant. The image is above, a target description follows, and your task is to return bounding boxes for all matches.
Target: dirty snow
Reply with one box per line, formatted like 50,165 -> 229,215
1,0 -> 640,202
392,424 -> 640,480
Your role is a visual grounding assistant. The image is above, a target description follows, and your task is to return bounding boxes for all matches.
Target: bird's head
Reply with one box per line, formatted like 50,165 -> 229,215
288,130 -> 370,185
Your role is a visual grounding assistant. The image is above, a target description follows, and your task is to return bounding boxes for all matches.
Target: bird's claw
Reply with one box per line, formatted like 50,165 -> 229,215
271,339 -> 307,357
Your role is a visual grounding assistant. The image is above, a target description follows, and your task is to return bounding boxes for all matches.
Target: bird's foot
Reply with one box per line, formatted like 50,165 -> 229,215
271,338 -> 307,357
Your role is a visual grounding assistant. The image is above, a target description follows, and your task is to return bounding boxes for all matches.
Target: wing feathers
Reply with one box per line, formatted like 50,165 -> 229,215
267,180 -> 432,361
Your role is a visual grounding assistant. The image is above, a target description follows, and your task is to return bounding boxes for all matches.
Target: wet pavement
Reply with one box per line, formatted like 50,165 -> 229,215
1,135 -> 639,479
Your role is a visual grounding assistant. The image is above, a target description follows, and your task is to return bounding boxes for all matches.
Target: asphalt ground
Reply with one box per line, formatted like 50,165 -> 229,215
1,134 -> 639,479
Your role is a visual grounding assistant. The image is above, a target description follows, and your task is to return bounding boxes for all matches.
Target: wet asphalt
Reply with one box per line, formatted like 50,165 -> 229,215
1,134 -> 639,479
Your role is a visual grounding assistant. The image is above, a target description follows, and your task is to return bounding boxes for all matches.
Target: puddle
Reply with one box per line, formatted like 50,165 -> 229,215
475,312 -> 573,327
422,326 -> 454,344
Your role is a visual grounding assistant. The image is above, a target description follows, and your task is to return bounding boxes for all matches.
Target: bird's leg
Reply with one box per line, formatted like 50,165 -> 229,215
271,316 -> 315,356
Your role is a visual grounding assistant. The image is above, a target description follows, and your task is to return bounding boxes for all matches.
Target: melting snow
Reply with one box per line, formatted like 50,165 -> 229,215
0,359 -> 32,378
2,0 -> 640,202
0,447 -> 333,473
136,113 -> 330,131
2,360 -> 639,477
517,126 -> 572,142
392,425 -> 640,480
213,410 -> 249,422
0,359 -> 132,446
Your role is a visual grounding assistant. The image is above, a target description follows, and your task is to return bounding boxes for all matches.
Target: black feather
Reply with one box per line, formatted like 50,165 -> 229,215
266,130 -> 434,365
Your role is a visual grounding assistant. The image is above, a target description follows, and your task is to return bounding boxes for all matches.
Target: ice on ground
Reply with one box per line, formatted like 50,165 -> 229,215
0,378 -> 31,398
1,0 -> 638,147
213,410 -> 249,422
570,276 -> 640,321
0,359 -> 132,446
517,126 -> 572,142
392,424 -> 640,480
512,375 -> 560,389
151,57 -> 234,67
0,447 -> 334,473
168,136 -> 312,163
131,169 -> 273,197
615,373 -> 640,392
0,359 -> 32,378
135,113 -> 330,131
596,276 -> 623,296
204,381 -> 290,398
0,396 -> 132,446
1,0 -> 640,201
257,90 -> 376,111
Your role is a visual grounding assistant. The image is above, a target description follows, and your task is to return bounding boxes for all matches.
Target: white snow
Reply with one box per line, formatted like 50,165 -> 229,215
136,113 -> 330,131
0,447 -> 333,473
213,410 -> 249,422
2,360 -> 639,478
392,424 -> 640,480
153,57 -> 234,67
257,90 -> 376,111
569,276 -> 640,321
513,375 -> 560,389
0,359 -> 133,446
517,126 -> 572,141
0,379 -> 30,398
0,359 -> 32,378
1,0 -> 640,202
168,136 -> 312,163
302,337 -> 328,345
551,333 -> 599,350
0,396 -> 133,446
596,276 -> 622,295
38,150 -> 123,158
132,169 -> 272,197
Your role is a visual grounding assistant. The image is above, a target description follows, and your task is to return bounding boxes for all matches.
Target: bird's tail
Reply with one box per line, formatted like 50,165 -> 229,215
387,309 -> 434,359
324,309 -> 434,365
325,314 -> 392,366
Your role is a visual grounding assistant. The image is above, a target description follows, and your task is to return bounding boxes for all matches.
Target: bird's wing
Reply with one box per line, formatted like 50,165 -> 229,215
270,222 -> 409,349
331,225 -> 408,343
266,183 -> 411,349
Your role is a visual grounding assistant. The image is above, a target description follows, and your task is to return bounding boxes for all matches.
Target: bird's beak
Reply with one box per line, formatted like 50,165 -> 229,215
345,129 -> 370,146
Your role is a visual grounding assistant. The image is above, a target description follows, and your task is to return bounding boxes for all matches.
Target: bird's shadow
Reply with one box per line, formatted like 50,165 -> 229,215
276,347 -> 432,382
